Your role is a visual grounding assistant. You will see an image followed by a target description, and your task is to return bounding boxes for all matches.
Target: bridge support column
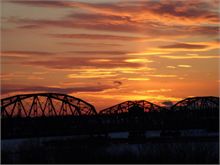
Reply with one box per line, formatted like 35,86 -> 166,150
128,105 -> 145,141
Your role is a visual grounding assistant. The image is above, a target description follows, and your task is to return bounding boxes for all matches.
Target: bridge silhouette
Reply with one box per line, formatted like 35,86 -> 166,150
1,93 -> 219,139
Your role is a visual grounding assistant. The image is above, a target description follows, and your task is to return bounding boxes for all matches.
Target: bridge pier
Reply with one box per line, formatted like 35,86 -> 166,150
128,104 -> 145,141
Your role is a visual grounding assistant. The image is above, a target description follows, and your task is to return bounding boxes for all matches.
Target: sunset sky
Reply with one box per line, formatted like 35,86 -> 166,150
1,0 -> 219,111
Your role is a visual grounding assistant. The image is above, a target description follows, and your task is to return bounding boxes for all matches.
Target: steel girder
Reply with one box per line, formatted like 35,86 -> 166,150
171,96 -> 219,111
99,100 -> 166,115
1,93 -> 97,118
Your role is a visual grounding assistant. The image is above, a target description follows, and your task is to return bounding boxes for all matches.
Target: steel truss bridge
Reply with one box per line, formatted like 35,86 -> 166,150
99,100 -> 166,115
1,93 -> 219,139
171,96 -> 219,111
1,93 -> 97,118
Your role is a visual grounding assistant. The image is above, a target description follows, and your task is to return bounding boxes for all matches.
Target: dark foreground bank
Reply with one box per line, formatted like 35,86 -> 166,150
1,136 -> 219,164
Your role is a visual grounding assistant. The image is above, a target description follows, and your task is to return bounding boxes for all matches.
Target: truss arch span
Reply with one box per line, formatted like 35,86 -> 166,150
171,96 -> 219,111
99,100 -> 166,115
1,93 -> 97,118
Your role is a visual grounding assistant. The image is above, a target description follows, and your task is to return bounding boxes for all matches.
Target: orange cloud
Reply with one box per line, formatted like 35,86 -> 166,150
1,51 -> 54,57
146,89 -> 172,93
8,16 -> 218,37
127,78 -> 150,81
149,74 -> 178,78
6,0 -> 219,37
59,42 -> 122,47
1,83 -> 119,95
159,41 -> 219,50
160,43 -> 208,49
9,0 -> 219,25
20,57 -> 147,70
178,65 -> 192,68
160,55 -> 219,59
166,66 -> 176,69
50,33 -> 147,41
